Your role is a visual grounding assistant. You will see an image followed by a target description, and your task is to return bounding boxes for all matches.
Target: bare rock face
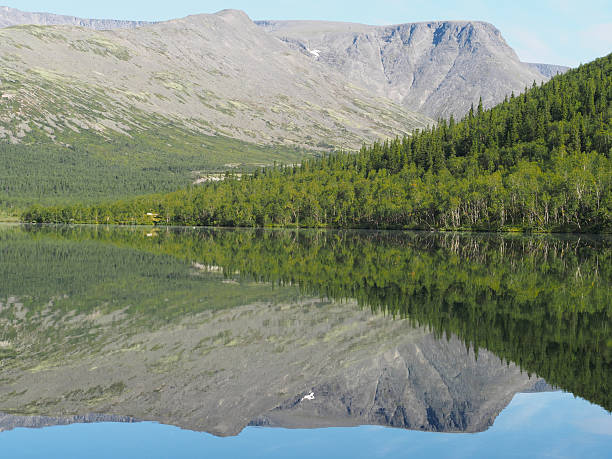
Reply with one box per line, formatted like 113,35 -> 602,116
525,62 -> 570,79
256,20 -> 566,119
0,6 -> 151,29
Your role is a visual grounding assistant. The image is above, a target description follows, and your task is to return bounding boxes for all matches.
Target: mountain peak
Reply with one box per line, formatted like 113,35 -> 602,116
169,9 -> 254,29
214,9 -> 251,21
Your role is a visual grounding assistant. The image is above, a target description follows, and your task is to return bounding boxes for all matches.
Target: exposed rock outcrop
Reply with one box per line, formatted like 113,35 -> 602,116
257,20 -> 568,119
0,6 -> 151,29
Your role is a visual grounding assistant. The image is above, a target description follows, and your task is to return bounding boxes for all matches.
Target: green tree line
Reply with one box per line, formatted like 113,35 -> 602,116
24,54 -> 612,231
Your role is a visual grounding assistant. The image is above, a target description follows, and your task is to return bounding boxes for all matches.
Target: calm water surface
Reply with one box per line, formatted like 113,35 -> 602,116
0,225 -> 610,457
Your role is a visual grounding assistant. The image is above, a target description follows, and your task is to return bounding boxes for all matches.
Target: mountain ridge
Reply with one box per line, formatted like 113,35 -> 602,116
0,6 -> 569,123
256,19 -> 567,119
0,8 -> 435,207
0,5 -> 152,29
0,7 -> 575,209
0,9 -> 431,149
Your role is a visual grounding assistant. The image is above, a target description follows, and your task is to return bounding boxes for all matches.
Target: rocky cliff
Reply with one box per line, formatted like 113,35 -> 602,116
257,20 -> 567,119
0,6 -> 151,29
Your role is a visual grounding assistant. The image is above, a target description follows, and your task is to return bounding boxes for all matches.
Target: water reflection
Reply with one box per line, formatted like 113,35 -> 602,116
0,225 -> 609,436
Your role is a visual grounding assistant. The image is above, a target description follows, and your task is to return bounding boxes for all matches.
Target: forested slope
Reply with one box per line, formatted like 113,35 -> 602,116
25,54 -> 612,232
0,126 -> 307,210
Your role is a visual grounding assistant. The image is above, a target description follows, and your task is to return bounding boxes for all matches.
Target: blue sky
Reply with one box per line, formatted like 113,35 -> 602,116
4,1 -> 612,66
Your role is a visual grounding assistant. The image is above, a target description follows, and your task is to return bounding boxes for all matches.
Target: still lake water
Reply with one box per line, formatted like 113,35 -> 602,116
0,224 -> 610,458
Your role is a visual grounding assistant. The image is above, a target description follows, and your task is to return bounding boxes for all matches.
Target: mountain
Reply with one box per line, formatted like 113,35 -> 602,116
256,20 -> 566,119
0,9 -> 432,208
0,9 -> 429,149
0,6 -> 151,29
0,8 -> 573,210
0,7 -> 569,147
41,53 -> 611,233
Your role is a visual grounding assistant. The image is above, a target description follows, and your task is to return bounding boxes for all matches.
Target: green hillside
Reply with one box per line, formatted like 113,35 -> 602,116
24,54 -> 612,232
0,121 -> 309,212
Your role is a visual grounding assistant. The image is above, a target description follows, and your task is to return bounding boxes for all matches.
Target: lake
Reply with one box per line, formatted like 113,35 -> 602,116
0,224 -> 610,458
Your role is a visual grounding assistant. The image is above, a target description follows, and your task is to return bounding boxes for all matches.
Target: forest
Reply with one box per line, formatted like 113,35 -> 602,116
23,53 -> 612,232
0,124 -> 306,211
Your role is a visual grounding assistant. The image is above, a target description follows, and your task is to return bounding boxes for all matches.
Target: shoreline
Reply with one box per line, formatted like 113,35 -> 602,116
5,220 -> 609,236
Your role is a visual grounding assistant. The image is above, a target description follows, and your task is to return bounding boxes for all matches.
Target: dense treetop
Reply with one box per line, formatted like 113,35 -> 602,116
0,126 -> 307,211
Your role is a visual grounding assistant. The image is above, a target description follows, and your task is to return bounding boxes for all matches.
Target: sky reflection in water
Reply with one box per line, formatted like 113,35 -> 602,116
1,392 -> 610,459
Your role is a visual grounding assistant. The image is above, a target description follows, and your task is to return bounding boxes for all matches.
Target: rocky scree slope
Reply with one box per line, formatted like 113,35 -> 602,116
256,20 -> 568,119
0,9 -> 430,150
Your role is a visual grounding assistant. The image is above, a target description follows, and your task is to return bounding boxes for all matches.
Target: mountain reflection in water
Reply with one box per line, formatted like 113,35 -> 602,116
0,225 -> 609,436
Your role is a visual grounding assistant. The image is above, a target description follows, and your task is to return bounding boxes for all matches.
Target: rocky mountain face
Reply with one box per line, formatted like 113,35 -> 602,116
526,62 -> 570,79
256,20 -> 567,119
0,9 -> 430,150
0,298 -> 547,437
0,6 -> 151,29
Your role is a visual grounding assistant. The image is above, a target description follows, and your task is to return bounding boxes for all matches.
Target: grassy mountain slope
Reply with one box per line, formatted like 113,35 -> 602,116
0,10 -> 432,210
0,11 -> 430,148
27,54 -> 611,232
